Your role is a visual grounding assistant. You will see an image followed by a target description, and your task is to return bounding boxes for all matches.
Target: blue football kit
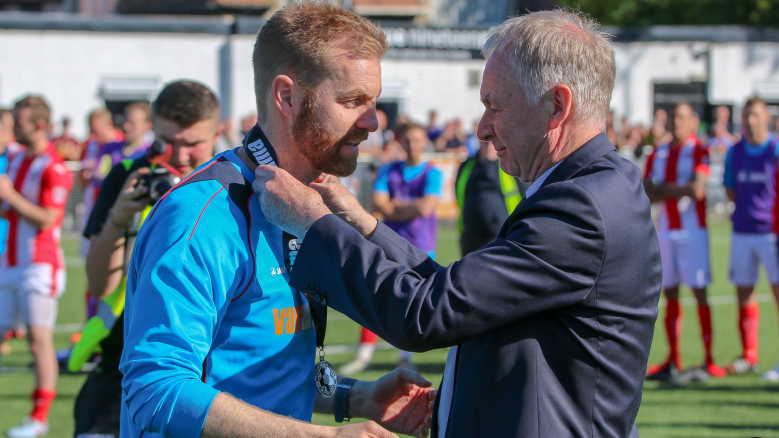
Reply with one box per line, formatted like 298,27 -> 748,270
120,129 -> 318,437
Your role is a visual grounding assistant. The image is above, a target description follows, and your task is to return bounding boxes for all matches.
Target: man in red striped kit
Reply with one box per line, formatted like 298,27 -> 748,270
0,95 -> 73,437
643,102 -> 727,382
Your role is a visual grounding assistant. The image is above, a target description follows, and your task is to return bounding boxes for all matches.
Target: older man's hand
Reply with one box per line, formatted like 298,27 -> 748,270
310,175 -> 378,238
253,165 -> 331,238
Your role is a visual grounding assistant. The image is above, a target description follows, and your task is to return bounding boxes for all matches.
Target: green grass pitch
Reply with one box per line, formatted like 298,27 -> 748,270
1,221 -> 778,437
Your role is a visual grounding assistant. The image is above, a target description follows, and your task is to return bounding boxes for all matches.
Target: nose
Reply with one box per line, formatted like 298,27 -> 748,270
356,105 -> 379,133
170,143 -> 188,166
477,114 -> 493,142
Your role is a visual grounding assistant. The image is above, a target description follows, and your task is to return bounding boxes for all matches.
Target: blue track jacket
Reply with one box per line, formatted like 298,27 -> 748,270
120,149 -> 316,438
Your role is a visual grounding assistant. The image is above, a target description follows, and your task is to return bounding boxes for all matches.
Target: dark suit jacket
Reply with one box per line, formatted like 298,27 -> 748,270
290,134 -> 662,438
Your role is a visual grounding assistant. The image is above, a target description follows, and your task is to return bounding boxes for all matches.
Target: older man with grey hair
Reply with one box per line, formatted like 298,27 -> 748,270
255,9 -> 662,438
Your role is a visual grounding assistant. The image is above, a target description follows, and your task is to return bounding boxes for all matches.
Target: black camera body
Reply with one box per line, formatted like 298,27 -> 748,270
136,167 -> 180,204
135,140 -> 181,205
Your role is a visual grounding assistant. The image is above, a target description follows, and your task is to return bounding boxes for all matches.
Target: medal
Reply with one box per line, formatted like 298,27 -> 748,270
244,125 -> 336,396
314,347 -> 338,397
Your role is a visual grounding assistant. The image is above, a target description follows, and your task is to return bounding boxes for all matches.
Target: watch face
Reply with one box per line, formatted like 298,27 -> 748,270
315,360 -> 338,397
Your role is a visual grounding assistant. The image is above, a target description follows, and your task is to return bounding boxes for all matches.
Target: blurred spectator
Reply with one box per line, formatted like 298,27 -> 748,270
0,108 -> 15,258
709,105 -> 737,153
616,118 -> 649,160
721,97 -> 779,379
240,113 -> 258,138
1,95 -> 73,437
53,117 -> 81,161
605,110 -> 618,145
456,139 -> 526,256
0,109 -> 22,160
216,117 -> 235,153
362,108 -> 388,156
340,122 -> 444,374
464,121 -> 481,158
646,108 -> 670,147
434,118 -> 467,153
79,109 -> 124,284
378,113 -> 410,164
95,102 -> 154,178
617,117 -> 631,148
426,109 -> 442,142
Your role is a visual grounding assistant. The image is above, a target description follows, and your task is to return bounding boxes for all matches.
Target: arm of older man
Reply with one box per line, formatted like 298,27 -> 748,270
254,165 -> 605,351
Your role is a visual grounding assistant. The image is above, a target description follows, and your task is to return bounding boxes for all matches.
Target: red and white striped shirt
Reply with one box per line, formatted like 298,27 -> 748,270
1,145 -> 72,269
644,134 -> 710,233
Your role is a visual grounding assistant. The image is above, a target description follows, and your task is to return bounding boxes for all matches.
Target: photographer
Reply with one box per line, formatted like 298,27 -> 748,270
73,80 -> 222,438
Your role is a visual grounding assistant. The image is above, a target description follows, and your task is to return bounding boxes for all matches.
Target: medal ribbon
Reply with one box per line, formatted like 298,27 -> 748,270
243,125 -> 328,351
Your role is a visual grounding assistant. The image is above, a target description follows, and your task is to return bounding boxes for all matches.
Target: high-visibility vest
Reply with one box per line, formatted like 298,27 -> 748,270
455,159 -> 522,233
68,160 -> 152,373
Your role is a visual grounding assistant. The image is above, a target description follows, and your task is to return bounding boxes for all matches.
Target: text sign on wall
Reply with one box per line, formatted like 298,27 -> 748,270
383,27 -> 489,61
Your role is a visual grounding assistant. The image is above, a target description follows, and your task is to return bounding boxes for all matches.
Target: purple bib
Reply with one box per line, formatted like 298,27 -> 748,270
731,138 -> 779,234
384,162 -> 437,254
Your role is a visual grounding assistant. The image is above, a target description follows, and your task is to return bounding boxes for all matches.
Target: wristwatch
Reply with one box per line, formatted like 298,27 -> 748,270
334,377 -> 356,423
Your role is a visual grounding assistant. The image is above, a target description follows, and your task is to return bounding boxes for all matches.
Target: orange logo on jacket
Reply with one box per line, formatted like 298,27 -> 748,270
272,303 -> 313,335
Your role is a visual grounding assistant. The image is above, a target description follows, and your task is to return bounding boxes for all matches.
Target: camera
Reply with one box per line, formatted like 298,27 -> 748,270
135,140 -> 181,205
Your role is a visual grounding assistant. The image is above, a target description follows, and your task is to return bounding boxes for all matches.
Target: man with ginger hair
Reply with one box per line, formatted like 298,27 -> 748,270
121,3 -> 434,438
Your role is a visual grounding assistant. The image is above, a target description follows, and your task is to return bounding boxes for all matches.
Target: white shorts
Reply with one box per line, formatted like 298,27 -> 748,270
729,232 -> 779,286
658,229 -> 711,289
0,264 -> 64,330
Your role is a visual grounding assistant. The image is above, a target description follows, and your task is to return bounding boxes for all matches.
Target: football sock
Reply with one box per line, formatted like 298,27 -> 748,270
355,343 -> 376,363
30,388 -> 56,422
665,299 -> 682,369
359,327 -> 379,344
398,350 -> 412,361
739,303 -> 760,365
697,305 -> 714,364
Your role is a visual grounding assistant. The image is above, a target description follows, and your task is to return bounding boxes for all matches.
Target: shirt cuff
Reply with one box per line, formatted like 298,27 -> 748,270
166,379 -> 220,438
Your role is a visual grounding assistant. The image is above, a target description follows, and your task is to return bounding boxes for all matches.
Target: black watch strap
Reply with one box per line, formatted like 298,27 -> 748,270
334,377 -> 357,423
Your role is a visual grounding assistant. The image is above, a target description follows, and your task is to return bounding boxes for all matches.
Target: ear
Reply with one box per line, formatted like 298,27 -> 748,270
547,84 -> 573,131
213,121 -> 225,141
271,74 -> 298,122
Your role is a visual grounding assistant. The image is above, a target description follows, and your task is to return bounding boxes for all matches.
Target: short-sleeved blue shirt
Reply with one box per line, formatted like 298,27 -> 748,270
373,161 -> 444,197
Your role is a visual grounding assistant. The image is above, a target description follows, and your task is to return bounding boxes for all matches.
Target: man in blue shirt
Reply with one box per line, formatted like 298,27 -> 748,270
122,4 -> 434,438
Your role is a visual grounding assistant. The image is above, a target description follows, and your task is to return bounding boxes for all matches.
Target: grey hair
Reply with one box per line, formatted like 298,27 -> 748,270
483,9 -> 615,131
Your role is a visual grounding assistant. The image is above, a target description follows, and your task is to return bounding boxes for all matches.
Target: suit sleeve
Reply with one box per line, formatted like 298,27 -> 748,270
290,181 -> 606,351
121,184 -> 247,437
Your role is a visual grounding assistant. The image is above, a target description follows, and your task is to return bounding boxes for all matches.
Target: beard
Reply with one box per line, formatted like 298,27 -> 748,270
292,92 -> 368,177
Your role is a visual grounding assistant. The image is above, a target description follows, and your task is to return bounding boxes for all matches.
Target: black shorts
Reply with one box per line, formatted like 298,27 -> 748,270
73,365 -> 122,438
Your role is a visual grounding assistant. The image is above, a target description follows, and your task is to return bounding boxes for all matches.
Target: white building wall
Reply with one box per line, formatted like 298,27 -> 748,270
0,29 -> 227,139
611,42 -> 707,126
710,42 -> 779,107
